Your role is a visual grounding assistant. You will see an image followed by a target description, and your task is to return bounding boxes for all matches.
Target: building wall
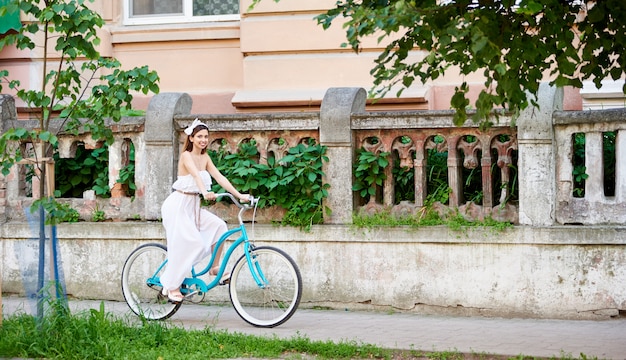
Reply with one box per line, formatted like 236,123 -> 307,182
6,0 -> 614,118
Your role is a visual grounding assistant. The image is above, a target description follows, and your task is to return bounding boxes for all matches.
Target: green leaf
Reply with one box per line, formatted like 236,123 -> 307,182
519,1 -> 543,15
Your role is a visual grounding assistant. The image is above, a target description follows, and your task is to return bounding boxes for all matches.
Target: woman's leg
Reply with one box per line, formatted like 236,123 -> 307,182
199,209 -> 228,275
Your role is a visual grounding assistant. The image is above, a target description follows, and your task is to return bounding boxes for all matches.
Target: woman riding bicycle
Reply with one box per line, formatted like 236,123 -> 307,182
159,118 -> 250,303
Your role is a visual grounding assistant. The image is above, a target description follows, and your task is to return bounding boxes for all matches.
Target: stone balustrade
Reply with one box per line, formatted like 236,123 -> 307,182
0,85 -> 625,227
351,112 -> 518,223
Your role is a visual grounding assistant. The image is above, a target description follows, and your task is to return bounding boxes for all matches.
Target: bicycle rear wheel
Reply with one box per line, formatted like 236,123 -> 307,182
229,246 -> 302,327
121,243 -> 181,320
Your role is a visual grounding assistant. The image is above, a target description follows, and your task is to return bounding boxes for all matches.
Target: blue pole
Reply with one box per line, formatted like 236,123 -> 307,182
51,224 -> 66,301
37,204 -> 45,321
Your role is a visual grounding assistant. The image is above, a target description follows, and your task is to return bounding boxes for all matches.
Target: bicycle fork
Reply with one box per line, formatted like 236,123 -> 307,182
245,245 -> 269,288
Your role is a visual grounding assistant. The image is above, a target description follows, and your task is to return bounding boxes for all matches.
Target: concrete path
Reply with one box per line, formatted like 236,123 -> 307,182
2,296 -> 625,359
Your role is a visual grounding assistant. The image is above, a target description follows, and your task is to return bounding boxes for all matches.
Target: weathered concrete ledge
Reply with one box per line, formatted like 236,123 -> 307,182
2,222 -> 624,320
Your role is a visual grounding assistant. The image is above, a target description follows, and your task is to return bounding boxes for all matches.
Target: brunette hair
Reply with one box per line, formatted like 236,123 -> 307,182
182,124 -> 209,154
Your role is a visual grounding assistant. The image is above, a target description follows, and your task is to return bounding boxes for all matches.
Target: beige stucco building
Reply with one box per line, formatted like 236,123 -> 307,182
1,0 -> 624,118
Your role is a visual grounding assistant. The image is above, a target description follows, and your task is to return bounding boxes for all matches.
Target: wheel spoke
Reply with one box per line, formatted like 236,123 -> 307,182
229,247 -> 302,327
121,243 -> 181,320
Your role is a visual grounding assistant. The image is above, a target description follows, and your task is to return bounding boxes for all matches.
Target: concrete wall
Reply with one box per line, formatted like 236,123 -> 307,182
1,222 -> 625,320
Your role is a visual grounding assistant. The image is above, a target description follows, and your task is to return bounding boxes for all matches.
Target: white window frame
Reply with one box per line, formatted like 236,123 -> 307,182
123,0 -> 240,26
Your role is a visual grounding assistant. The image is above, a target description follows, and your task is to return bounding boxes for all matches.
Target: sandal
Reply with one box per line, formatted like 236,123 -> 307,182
161,288 -> 184,303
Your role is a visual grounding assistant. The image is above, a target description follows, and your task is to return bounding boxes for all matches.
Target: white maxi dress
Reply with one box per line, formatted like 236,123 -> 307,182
159,170 -> 228,291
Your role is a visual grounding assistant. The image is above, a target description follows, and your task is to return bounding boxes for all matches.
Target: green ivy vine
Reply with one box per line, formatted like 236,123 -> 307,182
352,148 -> 390,203
208,138 -> 330,231
54,144 -> 110,198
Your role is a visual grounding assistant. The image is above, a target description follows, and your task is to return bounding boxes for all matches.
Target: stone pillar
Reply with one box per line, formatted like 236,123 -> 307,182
0,95 -> 17,224
517,83 -> 562,226
320,87 -> 366,224
0,94 -> 16,124
143,93 -> 192,220
0,95 -> 12,321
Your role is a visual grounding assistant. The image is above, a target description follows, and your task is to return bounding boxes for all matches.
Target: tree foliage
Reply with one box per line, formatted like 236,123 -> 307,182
317,0 -> 626,125
0,0 -> 159,222
254,0 -> 626,126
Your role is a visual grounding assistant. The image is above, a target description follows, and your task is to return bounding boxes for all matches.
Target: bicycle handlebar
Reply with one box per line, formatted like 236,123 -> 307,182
214,193 -> 258,209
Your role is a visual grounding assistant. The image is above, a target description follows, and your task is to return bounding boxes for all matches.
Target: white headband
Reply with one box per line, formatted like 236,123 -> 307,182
184,118 -> 208,135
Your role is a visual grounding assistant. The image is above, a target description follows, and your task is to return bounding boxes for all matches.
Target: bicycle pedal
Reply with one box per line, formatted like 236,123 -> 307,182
184,290 -> 206,303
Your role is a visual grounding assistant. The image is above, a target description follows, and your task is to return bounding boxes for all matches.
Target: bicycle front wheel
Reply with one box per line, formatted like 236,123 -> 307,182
229,246 -> 302,327
121,243 -> 181,320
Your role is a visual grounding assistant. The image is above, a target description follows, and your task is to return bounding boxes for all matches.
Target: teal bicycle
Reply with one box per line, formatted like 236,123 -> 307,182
121,193 -> 302,327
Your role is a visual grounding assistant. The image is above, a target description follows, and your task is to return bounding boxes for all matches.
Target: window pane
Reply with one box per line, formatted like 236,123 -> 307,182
132,0 -> 183,16
193,0 -> 239,16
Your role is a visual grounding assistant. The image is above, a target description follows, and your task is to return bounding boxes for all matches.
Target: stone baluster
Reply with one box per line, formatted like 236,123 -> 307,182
617,129 -> 626,203
383,137 -> 394,207
480,135 -> 494,210
447,135 -> 463,206
413,136 -> 427,208
584,131 -> 604,201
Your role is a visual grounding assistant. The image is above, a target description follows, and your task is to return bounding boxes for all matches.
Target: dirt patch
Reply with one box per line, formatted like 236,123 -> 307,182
388,350 -> 538,359
276,351 -> 545,360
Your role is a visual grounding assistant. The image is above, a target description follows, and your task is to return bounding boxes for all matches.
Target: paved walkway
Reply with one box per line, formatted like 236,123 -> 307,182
2,296 -> 626,359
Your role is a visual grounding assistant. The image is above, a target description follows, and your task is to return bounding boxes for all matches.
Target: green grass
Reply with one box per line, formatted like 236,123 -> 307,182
0,300 -> 597,360
352,207 -> 512,233
0,300 -> 388,360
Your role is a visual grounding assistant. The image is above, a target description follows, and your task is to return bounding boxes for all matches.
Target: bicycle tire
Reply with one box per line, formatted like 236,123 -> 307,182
229,246 -> 302,327
121,243 -> 181,320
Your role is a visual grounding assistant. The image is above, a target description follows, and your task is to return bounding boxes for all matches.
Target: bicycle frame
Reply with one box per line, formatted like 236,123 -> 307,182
146,194 -> 268,296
